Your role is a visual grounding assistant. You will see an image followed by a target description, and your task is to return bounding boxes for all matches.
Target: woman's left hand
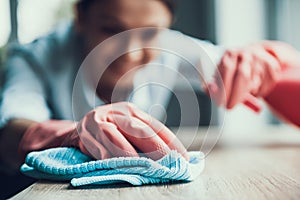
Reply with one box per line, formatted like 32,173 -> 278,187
210,41 -> 285,109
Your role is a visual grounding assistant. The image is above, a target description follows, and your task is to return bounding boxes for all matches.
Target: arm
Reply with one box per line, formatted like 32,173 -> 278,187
212,41 -> 300,127
1,102 -> 189,171
264,66 -> 300,127
259,41 -> 300,126
0,119 -> 79,171
0,46 -> 51,170
1,48 -> 189,172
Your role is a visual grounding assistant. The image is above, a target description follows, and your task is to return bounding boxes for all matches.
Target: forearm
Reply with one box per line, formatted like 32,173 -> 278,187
0,119 -> 38,171
264,67 -> 300,127
0,119 -> 79,172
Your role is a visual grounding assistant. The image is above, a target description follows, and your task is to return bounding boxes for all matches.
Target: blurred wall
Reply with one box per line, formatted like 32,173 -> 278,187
0,0 -> 10,47
166,0 -> 218,127
172,0 -> 216,43
215,0 -> 266,47
266,0 -> 300,49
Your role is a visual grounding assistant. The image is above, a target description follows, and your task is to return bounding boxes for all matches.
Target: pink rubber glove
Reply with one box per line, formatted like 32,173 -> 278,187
264,67 -> 300,127
18,120 -> 79,160
77,102 -> 188,160
19,102 -> 189,161
209,41 -> 300,127
210,41 -> 283,109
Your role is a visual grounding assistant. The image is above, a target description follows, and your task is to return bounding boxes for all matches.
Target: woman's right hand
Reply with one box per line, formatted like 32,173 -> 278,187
76,102 -> 188,160
19,102 -> 189,161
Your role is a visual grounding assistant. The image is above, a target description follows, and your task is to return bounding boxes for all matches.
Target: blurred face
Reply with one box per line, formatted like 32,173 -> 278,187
75,0 -> 172,101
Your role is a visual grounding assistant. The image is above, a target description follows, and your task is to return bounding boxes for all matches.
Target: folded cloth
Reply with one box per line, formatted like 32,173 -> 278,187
20,148 -> 205,187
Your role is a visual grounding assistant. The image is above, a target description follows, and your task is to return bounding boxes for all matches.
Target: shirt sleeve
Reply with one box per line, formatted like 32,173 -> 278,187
164,30 -> 225,65
0,47 -> 51,128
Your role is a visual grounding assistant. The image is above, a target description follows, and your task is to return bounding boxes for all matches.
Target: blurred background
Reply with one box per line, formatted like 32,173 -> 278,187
1,0 -> 300,132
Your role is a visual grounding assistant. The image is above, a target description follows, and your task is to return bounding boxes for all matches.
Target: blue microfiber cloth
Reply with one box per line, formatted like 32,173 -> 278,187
20,147 -> 205,187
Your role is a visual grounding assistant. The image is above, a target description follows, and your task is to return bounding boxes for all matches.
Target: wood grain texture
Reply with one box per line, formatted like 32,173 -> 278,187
11,126 -> 300,200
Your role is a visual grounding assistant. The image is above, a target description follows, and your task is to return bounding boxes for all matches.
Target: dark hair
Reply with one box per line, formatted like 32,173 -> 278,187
160,0 -> 177,16
77,0 -> 177,16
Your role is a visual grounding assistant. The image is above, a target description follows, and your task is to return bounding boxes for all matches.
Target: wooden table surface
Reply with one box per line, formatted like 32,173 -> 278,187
11,126 -> 300,200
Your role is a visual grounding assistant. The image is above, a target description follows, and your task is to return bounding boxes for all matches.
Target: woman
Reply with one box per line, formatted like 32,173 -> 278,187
0,0 -> 300,171
0,0 -> 201,169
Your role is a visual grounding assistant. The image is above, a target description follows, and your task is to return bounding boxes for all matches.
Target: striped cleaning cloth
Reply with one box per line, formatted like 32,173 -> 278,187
20,147 -> 205,187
